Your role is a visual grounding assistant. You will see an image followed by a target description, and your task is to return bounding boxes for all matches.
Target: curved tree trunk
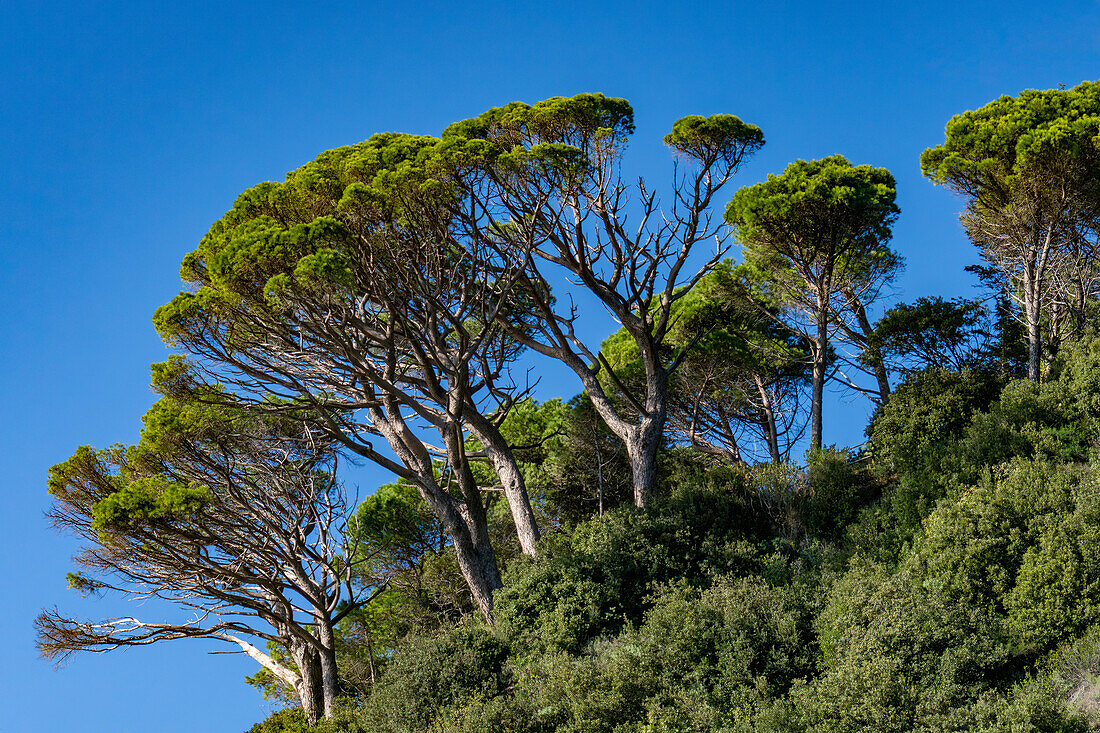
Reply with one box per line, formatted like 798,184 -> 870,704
365,399 -> 503,623
846,292 -> 891,403
464,413 -> 541,556
445,424 -> 503,621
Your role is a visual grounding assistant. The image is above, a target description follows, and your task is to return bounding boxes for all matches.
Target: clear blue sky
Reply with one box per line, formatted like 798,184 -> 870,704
2,1 -> 1098,730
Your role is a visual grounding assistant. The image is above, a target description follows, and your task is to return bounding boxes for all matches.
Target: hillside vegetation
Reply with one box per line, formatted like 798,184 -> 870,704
40,84 -> 1100,732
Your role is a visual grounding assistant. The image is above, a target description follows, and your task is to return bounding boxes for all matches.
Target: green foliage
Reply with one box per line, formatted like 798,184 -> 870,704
1055,334 -> 1100,441
794,457 -> 1100,731
743,449 -> 876,545
628,575 -> 814,724
153,128 -> 466,346
495,480 -> 768,656
541,394 -> 633,524
869,336 -> 1100,555
442,93 -> 635,148
727,155 -> 899,284
80,86 -> 1100,733
867,367 -> 1001,536
913,459 -> 1079,611
596,260 -> 810,464
802,448 -> 876,540
246,703 -> 375,733
663,114 -> 764,163
355,627 -> 513,733
921,81 -> 1100,190
246,707 -> 310,733
243,410 -> 1100,733
1004,469 -> 1100,651
91,476 -> 209,533
352,481 -> 442,564
493,397 -> 570,494
871,296 -> 990,374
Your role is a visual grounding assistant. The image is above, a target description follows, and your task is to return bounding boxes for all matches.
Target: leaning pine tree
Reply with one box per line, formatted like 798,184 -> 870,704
38,367 -> 383,723
153,132 -> 545,621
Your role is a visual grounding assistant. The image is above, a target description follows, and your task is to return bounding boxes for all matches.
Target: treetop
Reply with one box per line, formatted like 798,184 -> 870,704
442,93 -> 635,148
921,80 -> 1100,189
663,114 -> 764,163
726,155 -> 898,247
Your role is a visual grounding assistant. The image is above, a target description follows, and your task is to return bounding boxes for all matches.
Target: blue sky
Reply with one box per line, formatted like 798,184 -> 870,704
2,1 -> 1098,730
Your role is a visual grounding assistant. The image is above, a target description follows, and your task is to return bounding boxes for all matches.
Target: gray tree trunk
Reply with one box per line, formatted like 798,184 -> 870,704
1025,275 -> 1043,382
754,376 -> 781,463
316,619 -> 339,719
464,414 -> 540,556
624,417 -> 663,509
290,642 -> 324,724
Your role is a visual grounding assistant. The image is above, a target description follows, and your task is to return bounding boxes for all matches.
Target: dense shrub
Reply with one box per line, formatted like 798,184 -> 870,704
495,480 -> 768,655
245,338 -> 1100,733
794,459 -> 1100,731
247,708 -> 310,733
355,627 -> 513,733
867,367 -> 1001,535
802,448 -> 878,540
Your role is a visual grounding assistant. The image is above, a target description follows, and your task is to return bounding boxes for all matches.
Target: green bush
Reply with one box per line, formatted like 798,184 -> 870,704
499,574 -> 813,733
356,627 -> 512,733
793,459 -> 1100,731
291,338 -> 1100,733
796,565 -> 1012,732
802,448 -> 877,540
867,367 -> 1001,536
495,480 -> 767,656
912,459 -> 1078,611
1006,473 -> 1100,650
246,708 -> 310,733
632,575 -> 813,728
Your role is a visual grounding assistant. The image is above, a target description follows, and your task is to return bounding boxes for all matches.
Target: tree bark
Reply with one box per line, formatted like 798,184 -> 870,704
811,296 -> 829,452
1025,273 -> 1043,382
450,521 -> 502,621
847,293 -> 891,402
624,417 -> 663,509
365,401 -> 503,623
463,413 -> 541,557
315,618 -> 339,720
445,425 -> 503,621
754,375 -> 781,463
289,642 -> 324,724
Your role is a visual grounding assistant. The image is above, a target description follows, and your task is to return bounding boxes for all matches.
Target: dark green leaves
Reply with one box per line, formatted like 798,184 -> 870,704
664,113 -> 764,162
91,477 -> 210,533
921,80 -> 1100,190
727,155 -> 899,287
442,94 -> 634,147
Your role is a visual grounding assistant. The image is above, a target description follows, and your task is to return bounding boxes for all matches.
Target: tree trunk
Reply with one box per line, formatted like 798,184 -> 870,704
1025,278 -> 1042,382
450,523 -> 502,621
315,619 -> 339,719
290,643 -> 324,724
811,300 -> 829,452
624,417 -> 662,509
464,414 -> 540,557
848,293 -> 891,402
754,376 -> 781,463
366,403 -> 503,623
446,426 -> 503,622
489,450 -> 541,556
